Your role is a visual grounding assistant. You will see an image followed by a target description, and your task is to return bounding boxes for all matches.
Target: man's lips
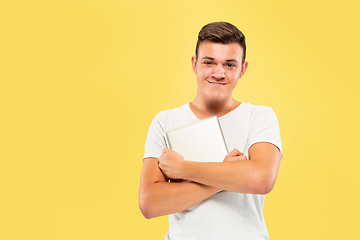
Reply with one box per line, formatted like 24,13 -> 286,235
207,80 -> 227,85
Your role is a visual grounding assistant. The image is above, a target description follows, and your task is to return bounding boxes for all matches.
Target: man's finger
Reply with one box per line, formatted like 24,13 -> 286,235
229,149 -> 242,156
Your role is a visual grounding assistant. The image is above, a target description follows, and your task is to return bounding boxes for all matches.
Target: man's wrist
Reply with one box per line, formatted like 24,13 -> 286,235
179,160 -> 194,181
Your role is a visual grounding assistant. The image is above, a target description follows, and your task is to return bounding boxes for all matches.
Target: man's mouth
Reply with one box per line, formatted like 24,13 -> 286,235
207,80 -> 227,85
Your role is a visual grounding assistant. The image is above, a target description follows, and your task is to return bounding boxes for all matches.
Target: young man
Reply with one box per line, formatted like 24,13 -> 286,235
139,22 -> 282,240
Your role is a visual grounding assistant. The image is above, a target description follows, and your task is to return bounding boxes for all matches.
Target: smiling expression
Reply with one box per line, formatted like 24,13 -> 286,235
192,41 -> 248,103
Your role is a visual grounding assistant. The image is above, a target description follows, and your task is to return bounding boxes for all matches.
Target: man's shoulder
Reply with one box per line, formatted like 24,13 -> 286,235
154,103 -> 190,118
230,103 -> 277,126
151,103 -> 193,128
239,103 -> 279,129
241,102 -> 274,115
235,102 -> 274,117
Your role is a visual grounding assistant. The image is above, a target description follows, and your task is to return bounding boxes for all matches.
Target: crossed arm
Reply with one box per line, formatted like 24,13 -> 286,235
139,142 -> 281,219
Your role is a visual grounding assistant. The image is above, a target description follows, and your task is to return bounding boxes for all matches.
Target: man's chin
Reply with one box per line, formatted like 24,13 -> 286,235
206,93 -> 227,102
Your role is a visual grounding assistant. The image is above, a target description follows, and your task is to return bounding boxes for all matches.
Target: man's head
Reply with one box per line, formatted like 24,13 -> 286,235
195,22 -> 246,64
191,22 -> 248,104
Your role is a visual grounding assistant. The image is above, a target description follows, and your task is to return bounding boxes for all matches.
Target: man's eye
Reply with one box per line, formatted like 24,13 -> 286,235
204,61 -> 212,65
226,63 -> 235,68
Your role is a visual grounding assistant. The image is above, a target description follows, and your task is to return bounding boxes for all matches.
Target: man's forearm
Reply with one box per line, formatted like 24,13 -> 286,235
139,180 -> 220,219
181,160 -> 268,193
139,157 -> 221,219
164,143 -> 281,194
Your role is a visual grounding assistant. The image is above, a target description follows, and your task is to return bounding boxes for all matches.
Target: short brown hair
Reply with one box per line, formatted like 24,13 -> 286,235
195,22 -> 246,63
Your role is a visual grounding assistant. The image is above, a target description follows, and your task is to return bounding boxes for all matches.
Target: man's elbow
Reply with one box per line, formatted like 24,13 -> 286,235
139,204 -> 153,219
255,172 -> 277,194
140,208 -> 154,220
256,181 -> 275,194
139,195 -> 158,219
139,199 -> 152,219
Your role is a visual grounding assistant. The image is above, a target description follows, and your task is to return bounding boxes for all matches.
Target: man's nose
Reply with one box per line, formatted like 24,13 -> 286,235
211,64 -> 225,80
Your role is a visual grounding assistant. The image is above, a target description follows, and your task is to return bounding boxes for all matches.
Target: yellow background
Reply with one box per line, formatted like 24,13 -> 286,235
1,0 -> 359,239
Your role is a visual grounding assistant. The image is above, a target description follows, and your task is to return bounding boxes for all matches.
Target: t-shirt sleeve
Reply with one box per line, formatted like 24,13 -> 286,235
248,106 -> 283,160
143,111 -> 167,160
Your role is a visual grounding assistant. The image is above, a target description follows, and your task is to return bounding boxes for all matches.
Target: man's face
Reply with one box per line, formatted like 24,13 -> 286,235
191,41 -> 248,103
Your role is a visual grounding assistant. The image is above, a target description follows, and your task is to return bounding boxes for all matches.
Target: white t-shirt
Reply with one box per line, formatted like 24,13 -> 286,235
143,102 -> 283,240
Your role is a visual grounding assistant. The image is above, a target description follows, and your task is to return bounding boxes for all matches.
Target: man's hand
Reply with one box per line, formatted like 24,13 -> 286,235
158,148 -> 186,180
223,149 -> 247,162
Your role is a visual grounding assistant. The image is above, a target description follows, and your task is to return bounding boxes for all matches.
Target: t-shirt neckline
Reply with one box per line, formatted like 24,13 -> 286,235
186,102 -> 245,121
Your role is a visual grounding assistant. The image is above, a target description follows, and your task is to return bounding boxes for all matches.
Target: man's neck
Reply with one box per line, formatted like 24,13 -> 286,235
189,97 -> 241,119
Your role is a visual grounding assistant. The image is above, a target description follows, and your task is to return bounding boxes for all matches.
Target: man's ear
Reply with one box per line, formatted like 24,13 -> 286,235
191,56 -> 197,73
239,61 -> 248,78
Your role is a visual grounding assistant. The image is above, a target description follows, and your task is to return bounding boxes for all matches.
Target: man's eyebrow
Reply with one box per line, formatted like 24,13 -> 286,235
201,56 -> 238,62
225,59 -> 239,63
201,56 -> 215,60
